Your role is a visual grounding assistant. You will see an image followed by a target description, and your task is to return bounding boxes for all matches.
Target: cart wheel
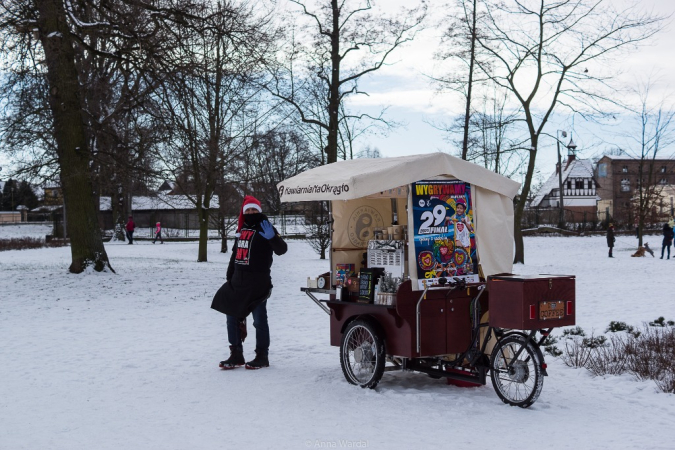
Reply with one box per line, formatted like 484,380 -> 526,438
340,319 -> 385,389
489,335 -> 544,408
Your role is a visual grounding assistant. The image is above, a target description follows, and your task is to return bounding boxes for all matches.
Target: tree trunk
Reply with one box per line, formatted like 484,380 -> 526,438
513,143 -> 538,264
513,206 -> 525,264
461,0 -> 477,161
637,160 -> 644,247
197,205 -> 209,262
112,187 -> 126,241
36,0 -> 112,273
220,215 -> 228,253
326,0 -> 341,164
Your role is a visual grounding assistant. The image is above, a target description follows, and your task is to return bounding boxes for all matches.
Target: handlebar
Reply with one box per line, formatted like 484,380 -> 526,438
438,277 -> 467,289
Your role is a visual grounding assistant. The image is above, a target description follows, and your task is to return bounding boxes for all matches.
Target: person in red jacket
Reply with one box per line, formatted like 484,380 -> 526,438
125,216 -> 135,244
211,195 -> 287,370
152,221 -> 163,244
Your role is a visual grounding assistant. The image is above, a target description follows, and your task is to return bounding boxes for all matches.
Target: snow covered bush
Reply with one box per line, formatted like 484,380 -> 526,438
623,324 -> 675,391
586,333 -> 628,376
541,335 -> 563,357
0,237 -> 67,251
649,316 -> 675,327
561,321 -> 675,393
560,327 -> 595,368
606,321 -> 641,337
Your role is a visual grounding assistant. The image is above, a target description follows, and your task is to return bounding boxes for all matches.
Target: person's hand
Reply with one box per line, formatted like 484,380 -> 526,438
260,220 -> 275,240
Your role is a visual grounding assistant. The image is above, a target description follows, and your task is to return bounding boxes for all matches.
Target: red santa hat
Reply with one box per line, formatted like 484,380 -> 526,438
236,195 -> 262,236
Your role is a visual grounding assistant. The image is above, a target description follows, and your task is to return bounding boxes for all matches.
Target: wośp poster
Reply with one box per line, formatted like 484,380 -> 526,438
412,180 -> 479,289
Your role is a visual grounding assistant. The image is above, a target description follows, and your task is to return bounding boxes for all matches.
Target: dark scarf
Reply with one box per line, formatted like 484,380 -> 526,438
243,212 -> 266,228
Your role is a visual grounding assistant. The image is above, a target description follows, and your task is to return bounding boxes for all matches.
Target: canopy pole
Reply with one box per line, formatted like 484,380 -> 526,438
391,198 -> 398,225
329,200 -> 334,286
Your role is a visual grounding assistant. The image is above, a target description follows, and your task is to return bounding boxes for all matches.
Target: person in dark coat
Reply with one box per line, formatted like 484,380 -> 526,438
661,221 -> 674,259
125,216 -> 135,244
211,195 -> 287,370
607,223 -> 615,258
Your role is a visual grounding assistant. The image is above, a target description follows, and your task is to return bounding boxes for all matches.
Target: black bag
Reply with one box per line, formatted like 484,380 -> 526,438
211,272 -> 272,318
211,282 -> 240,316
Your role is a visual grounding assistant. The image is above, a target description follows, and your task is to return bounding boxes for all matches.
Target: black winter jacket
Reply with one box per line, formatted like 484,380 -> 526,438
663,224 -> 674,246
606,228 -> 615,247
211,214 -> 287,318
226,214 -> 287,280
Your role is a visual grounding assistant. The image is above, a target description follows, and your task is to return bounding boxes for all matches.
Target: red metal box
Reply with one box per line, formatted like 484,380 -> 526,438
487,274 -> 576,330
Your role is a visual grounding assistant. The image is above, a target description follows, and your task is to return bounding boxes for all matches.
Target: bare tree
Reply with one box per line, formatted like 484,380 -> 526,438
245,128 -> 319,213
427,87 -> 526,176
474,0 -> 665,263
151,0 -> 277,262
356,145 -> 382,159
35,0 -> 113,272
433,0 -> 486,160
337,102 -> 394,161
627,81 -> 675,247
0,66 -> 58,182
268,0 -> 425,164
304,201 -> 331,259
0,0 -> 201,272
468,90 -> 526,176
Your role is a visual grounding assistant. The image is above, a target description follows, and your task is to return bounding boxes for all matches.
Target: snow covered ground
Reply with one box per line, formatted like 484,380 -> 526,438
1,235 -> 674,450
0,223 -> 52,240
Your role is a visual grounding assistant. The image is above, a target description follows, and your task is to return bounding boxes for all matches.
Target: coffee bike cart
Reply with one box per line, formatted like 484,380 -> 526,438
278,153 -> 575,408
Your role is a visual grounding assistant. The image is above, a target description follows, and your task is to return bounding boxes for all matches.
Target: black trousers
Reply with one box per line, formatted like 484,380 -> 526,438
662,244 -> 671,259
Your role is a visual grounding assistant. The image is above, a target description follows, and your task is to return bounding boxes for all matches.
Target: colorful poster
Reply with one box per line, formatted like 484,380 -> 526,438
412,180 -> 479,289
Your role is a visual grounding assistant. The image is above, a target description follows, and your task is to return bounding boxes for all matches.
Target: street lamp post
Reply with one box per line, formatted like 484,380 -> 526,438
557,130 -> 568,229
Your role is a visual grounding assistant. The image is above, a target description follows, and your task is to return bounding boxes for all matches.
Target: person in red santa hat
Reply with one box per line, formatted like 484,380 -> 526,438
211,195 -> 287,369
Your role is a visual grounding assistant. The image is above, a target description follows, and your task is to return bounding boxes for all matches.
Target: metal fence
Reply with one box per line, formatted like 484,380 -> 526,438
522,207 -> 601,231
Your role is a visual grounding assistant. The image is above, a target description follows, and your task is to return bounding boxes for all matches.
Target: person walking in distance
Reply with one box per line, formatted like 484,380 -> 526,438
126,215 -> 135,244
607,223 -> 615,258
661,221 -> 674,259
152,222 -> 164,244
211,195 -> 287,370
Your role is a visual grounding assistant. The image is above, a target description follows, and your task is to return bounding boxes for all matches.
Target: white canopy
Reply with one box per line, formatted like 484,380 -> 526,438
277,152 -> 520,202
278,153 -> 521,279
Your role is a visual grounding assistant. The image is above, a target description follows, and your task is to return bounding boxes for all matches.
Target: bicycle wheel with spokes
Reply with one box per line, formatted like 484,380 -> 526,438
340,319 -> 385,389
490,335 -> 543,408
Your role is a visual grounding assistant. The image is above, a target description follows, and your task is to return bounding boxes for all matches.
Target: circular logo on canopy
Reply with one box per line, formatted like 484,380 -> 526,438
348,206 -> 384,247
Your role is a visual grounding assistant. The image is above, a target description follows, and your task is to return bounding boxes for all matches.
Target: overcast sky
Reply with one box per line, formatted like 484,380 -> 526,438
342,0 -> 675,184
2,0 -> 673,188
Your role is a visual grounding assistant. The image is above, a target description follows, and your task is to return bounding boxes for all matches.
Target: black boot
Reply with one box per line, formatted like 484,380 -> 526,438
219,345 -> 244,370
245,350 -> 269,370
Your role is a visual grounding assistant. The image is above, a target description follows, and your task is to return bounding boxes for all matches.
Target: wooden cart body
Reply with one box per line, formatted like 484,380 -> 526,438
322,274 -> 575,359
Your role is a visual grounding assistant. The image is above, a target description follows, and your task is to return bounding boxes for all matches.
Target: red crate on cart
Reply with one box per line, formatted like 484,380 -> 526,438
487,274 -> 576,330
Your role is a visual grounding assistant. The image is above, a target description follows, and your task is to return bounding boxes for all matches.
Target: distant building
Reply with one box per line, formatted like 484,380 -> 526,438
98,194 -> 221,230
157,180 -> 178,194
595,155 -> 675,224
0,211 -> 21,223
529,138 -> 599,223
